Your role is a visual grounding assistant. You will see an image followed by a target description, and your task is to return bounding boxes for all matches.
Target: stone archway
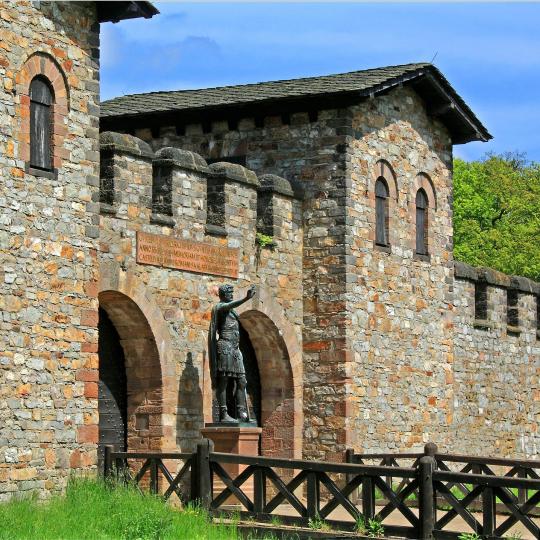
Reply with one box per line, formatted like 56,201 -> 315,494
99,263 -> 176,452
236,286 -> 303,459
99,290 -> 163,453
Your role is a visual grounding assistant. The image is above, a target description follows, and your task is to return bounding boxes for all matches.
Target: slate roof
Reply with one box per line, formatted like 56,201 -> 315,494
101,63 -> 491,143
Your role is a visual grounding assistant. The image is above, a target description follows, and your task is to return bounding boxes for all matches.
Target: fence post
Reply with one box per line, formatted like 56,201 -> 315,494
418,456 -> 435,540
306,472 -> 319,520
423,442 -> 438,459
517,467 -> 527,504
194,438 -> 213,509
424,442 -> 438,523
482,486 -> 495,536
103,445 -> 113,479
345,449 -> 357,502
362,476 -> 375,520
150,458 -> 159,495
254,467 -> 266,514
345,448 -> 355,482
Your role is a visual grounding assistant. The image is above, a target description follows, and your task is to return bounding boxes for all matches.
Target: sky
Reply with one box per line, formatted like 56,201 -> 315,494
100,2 -> 540,162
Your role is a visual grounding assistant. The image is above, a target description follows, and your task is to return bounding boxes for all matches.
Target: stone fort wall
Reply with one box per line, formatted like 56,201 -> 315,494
0,1 -> 101,499
125,87 -> 540,461
97,132 -> 304,462
1,0 -> 539,500
453,263 -> 540,457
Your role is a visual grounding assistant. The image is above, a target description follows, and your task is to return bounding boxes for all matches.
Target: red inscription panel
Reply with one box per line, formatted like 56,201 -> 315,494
136,231 -> 239,279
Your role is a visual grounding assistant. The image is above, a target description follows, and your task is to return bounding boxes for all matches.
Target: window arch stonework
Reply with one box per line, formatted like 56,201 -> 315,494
15,52 -> 69,177
370,159 -> 398,250
410,173 -> 437,259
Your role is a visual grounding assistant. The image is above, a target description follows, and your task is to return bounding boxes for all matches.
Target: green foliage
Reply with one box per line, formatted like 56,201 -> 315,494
354,514 -> 384,538
355,514 -> 367,534
0,477 -> 238,540
255,233 -> 275,249
457,533 -> 481,540
307,512 -> 330,531
453,153 -> 540,281
366,517 -> 385,538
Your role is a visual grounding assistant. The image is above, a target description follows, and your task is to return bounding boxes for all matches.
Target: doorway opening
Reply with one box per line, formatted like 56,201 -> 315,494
97,308 -> 127,469
98,290 -> 164,467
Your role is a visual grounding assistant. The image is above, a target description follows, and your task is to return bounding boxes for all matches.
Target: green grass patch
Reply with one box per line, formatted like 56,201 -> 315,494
0,477 -> 238,540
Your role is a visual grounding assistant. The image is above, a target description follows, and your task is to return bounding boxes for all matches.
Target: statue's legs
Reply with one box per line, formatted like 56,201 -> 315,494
235,375 -> 249,422
216,374 -> 237,422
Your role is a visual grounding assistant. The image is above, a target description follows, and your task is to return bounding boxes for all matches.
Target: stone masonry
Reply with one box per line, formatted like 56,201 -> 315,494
1,0 -> 539,500
0,1 -> 101,499
97,132 -> 303,463
105,80 -> 540,463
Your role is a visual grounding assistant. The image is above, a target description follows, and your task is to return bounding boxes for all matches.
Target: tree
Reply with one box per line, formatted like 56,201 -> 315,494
453,153 -> 540,281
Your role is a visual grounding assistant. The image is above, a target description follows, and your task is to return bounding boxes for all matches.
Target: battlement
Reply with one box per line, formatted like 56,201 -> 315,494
454,261 -> 540,338
98,131 -> 302,243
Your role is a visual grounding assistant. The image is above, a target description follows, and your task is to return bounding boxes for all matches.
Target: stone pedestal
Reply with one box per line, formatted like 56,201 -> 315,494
201,425 -> 262,506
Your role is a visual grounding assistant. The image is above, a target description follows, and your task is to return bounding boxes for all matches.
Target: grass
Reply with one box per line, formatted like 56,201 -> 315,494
307,512 -> 331,531
0,477 -> 239,540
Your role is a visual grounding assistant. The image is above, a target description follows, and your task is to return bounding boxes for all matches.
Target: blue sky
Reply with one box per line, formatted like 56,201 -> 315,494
100,2 -> 540,162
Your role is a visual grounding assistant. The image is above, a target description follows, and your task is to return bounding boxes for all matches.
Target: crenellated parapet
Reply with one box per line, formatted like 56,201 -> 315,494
98,131 -> 302,246
151,147 -> 209,229
454,261 -> 540,338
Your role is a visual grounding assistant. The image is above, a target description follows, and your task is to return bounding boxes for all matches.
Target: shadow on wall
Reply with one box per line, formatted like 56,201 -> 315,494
177,351 -> 203,453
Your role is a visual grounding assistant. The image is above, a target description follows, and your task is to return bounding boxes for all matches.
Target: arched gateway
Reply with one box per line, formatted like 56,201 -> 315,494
98,290 -> 163,462
236,286 -> 303,459
98,266 -> 177,465
98,266 -> 301,461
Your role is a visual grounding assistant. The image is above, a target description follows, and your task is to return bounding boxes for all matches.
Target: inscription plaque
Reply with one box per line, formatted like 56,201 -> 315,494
136,231 -> 239,279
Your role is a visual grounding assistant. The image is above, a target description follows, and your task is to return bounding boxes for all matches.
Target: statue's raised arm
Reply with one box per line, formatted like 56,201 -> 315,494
208,284 -> 256,423
216,285 -> 256,313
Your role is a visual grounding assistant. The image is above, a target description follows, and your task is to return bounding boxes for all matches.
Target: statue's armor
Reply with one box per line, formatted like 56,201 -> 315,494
216,308 -> 245,376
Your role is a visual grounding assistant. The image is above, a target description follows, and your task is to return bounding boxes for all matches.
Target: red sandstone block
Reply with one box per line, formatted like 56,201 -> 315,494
77,425 -> 98,444
70,450 -> 81,468
81,309 -> 98,327
81,342 -> 98,353
76,369 -> 98,382
84,280 -> 99,298
303,340 -> 330,352
84,382 -> 98,399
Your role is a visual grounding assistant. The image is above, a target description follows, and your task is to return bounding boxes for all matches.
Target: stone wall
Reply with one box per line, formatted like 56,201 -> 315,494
97,132 -> 304,460
134,108 -> 353,462
124,89 -> 540,461
345,87 -> 456,454
453,262 -> 540,457
0,1 -> 100,499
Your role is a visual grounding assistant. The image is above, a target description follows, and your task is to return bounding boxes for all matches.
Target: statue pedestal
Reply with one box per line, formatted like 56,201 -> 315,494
201,425 -> 262,506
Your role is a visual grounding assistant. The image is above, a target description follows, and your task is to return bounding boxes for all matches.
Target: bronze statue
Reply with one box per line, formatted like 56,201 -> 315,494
208,284 -> 256,423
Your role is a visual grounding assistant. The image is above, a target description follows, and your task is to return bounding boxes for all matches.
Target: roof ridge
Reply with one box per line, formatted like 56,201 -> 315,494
102,62 -> 432,103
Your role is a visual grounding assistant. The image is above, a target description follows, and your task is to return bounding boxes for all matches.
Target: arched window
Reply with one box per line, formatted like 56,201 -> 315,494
30,77 -> 54,171
375,177 -> 389,246
415,188 -> 428,255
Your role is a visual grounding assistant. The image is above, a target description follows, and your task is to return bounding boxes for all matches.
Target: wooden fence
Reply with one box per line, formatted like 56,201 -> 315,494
104,441 -> 540,539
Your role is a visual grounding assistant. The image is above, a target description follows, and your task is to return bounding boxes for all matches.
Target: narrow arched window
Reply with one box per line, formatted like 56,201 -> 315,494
375,177 -> 389,246
30,77 -> 54,171
415,189 -> 428,255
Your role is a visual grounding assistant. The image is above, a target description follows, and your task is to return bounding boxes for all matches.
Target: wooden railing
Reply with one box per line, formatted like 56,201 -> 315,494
103,446 -> 194,501
104,441 -> 540,539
